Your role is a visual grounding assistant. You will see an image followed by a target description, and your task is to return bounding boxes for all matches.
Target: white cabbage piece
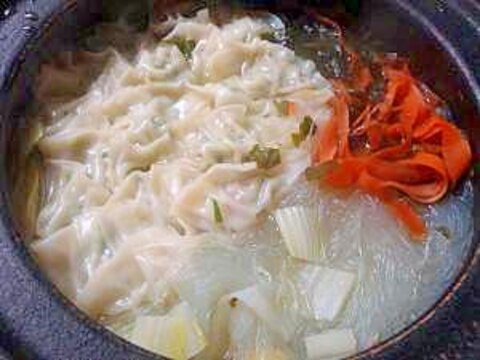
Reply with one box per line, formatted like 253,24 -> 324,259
274,206 -> 325,262
131,301 -> 207,360
185,290 -> 289,360
228,285 -> 298,342
226,303 -> 291,360
297,265 -> 356,322
195,295 -> 232,360
172,237 -> 258,330
304,329 -> 357,360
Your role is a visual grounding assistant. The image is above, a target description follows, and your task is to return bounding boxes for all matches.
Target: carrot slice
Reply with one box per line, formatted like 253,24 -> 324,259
414,116 -> 472,183
312,95 -> 350,164
365,153 -> 449,203
310,59 -> 472,241
357,168 -> 427,240
287,101 -> 298,117
323,158 -> 365,189
387,199 -> 427,240
442,122 -> 472,183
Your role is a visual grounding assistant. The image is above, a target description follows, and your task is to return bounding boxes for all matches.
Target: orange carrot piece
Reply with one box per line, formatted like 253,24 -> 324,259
357,170 -> 428,240
441,121 -> 472,183
323,158 -> 365,189
366,123 -> 384,150
287,101 -> 298,116
356,66 -> 374,91
387,199 -> 427,240
352,104 -> 373,131
312,95 -> 350,164
311,60 -> 472,240
365,153 -> 449,203
414,116 -> 472,183
312,115 -> 339,164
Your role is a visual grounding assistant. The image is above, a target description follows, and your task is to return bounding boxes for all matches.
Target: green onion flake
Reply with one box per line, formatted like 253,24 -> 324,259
211,198 -> 224,224
260,31 -> 277,42
292,115 -> 315,147
274,100 -> 290,116
168,37 -> 197,59
300,116 -> 314,137
242,144 -> 281,170
291,133 -> 302,147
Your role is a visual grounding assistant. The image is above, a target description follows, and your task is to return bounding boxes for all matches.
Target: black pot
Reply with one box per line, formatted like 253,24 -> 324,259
0,1 -> 478,359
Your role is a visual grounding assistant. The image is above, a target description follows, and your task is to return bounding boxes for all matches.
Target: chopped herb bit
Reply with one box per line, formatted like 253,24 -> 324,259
211,198 -> 224,224
242,144 -> 281,170
170,218 -> 187,236
128,164 -> 150,174
300,116 -> 314,137
260,31 -> 277,42
167,37 -> 196,59
291,133 -> 302,147
291,115 -> 315,147
274,100 -> 289,115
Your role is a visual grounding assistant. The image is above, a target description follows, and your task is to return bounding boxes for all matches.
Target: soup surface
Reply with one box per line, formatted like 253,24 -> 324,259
24,9 -> 473,360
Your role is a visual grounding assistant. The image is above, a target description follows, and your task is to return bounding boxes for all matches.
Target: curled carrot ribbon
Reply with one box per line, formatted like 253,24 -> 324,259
311,63 -> 472,240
